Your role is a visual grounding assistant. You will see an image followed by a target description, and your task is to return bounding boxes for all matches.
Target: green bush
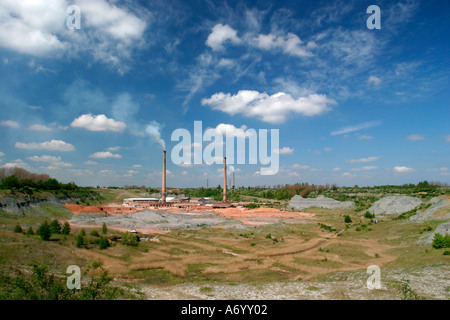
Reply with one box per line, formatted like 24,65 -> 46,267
26,227 -> 34,235
432,233 -> 450,249
14,225 -> 23,233
121,232 -> 138,246
102,223 -> 107,234
36,221 -> 51,241
344,215 -> 352,223
364,211 -> 375,219
90,229 -> 100,237
49,219 -> 61,234
80,229 -> 86,236
62,222 -> 71,235
0,264 -> 126,300
76,234 -> 84,248
98,237 -> 110,250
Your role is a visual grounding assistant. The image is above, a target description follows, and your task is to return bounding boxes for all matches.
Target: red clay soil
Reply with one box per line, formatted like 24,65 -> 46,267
64,203 -> 143,214
213,207 -> 315,219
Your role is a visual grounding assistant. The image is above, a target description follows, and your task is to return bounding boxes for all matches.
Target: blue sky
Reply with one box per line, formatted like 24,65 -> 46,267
0,0 -> 448,188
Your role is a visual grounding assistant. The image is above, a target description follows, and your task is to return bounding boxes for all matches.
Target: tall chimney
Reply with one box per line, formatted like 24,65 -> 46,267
161,150 -> 166,203
223,157 -> 227,201
233,172 -> 235,189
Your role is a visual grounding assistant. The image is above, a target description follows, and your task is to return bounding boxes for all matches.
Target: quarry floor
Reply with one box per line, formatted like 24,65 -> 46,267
63,203 -> 449,300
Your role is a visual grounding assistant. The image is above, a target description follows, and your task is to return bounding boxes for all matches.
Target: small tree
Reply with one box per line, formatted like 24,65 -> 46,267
49,219 -> 62,234
121,232 -> 138,246
432,233 -> 450,249
344,215 -> 352,223
14,225 -> 23,233
37,220 -> 51,241
80,229 -> 86,236
76,234 -> 84,248
98,237 -> 110,250
26,226 -> 34,235
90,229 -> 100,237
102,223 -> 107,235
62,222 -> 71,235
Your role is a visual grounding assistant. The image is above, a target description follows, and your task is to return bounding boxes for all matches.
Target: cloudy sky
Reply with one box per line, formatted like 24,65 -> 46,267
0,0 -> 448,188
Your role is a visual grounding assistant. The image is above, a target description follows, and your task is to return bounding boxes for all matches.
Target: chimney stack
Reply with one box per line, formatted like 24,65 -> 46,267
161,150 -> 166,203
233,172 -> 235,189
223,157 -> 227,201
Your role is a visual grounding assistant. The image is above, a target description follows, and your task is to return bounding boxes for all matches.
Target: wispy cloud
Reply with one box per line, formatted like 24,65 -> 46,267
345,156 -> 381,164
331,121 -> 380,136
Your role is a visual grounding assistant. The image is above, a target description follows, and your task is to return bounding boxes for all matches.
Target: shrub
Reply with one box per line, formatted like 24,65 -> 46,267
76,234 -> 84,248
26,227 -> 34,235
49,219 -> 61,234
432,233 -> 450,249
398,278 -> 423,300
98,237 -> 110,250
14,225 -> 23,233
90,229 -> 100,237
102,223 -> 107,234
61,222 -> 71,235
344,215 -> 352,223
244,203 -> 260,209
36,221 -> 51,241
121,232 -> 138,246
80,229 -> 86,236
364,211 -> 375,219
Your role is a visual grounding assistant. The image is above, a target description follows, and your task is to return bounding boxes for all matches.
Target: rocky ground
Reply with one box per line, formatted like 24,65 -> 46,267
139,264 -> 449,300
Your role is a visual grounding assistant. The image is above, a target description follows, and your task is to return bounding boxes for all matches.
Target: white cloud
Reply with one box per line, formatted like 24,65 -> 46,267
70,114 -> 126,132
29,124 -> 52,131
357,134 -> 373,140
89,151 -> 122,159
393,166 -> 414,173
202,90 -> 336,124
84,160 -> 98,165
0,120 -> 20,128
15,139 -> 75,151
345,156 -> 381,164
276,147 -> 294,155
2,159 -> 28,169
210,123 -> 255,139
0,152 -> 4,157
368,75 -> 381,86
350,166 -> 378,171
342,172 -> 356,178
254,32 -> 314,58
290,164 -> 310,169
27,155 -> 61,162
323,147 -> 332,152
0,0 -> 147,73
29,105 -> 42,110
331,121 -> 380,136
332,167 -> 341,171
206,24 -> 241,51
107,146 -> 121,151
445,135 -> 450,142
132,164 -> 142,168
407,134 -> 425,141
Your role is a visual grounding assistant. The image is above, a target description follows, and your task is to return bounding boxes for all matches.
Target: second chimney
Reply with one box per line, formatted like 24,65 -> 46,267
223,157 -> 227,201
161,150 -> 166,203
